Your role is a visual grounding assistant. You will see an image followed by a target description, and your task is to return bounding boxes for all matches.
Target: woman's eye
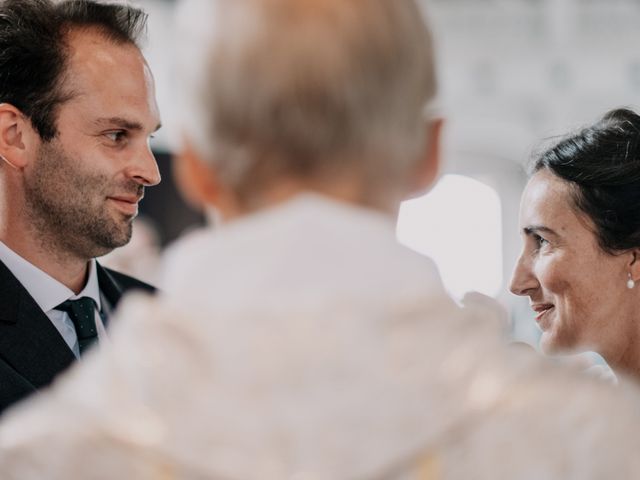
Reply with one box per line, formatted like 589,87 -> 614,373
533,234 -> 549,248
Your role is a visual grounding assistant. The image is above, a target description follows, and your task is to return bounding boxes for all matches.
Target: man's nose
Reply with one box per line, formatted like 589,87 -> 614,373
129,146 -> 161,187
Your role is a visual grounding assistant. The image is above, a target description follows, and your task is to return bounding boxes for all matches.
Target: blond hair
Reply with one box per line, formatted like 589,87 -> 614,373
176,0 -> 437,207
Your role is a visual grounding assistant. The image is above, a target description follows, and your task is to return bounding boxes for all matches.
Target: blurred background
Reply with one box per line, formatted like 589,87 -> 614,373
105,0 -> 640,350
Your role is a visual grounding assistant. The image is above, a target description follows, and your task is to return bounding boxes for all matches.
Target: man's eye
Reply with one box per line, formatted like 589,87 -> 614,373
105,131 -> 127,143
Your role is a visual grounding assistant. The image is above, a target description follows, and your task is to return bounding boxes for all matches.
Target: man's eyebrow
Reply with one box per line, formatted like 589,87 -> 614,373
523,225 -> 559,237
94,117 -> 162,133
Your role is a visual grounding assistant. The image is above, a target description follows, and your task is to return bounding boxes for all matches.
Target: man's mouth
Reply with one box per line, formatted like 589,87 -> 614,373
109,192 -> 143,203
107,195 -> 141,216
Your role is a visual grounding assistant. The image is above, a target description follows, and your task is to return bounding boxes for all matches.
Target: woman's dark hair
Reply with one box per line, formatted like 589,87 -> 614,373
0,0 -> 147,141
533,108 -> 640,254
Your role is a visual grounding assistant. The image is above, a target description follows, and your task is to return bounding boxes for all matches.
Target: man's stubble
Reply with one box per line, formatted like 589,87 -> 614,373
23,140 -> 142,260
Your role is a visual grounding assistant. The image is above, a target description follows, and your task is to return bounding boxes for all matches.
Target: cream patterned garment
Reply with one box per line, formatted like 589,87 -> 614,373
1,195 -> 639,479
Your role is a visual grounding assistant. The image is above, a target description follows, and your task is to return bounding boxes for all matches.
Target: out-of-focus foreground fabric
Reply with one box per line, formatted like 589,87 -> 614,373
0,195 -> 639,479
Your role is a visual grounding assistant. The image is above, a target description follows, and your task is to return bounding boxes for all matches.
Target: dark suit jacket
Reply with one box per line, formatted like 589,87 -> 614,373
0,260 -> 155,415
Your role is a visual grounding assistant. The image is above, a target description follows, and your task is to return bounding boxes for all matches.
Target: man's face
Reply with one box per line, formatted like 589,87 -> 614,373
24,28 -> 161,259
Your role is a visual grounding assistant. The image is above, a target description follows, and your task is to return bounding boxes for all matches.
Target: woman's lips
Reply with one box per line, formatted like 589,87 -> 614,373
531,304 -> 554,328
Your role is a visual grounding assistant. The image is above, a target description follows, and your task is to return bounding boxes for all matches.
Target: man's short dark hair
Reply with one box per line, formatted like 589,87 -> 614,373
0,0 -> 148,141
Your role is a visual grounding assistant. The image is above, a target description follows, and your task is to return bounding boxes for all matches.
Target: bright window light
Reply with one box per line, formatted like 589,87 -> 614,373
396,174 -> 503,299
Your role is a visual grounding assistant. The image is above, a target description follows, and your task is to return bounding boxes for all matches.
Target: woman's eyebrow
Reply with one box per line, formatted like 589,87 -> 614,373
523,225 -> 559,238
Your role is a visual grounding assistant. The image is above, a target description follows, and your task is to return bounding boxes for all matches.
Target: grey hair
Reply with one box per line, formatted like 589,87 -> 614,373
175,0 -> 437,206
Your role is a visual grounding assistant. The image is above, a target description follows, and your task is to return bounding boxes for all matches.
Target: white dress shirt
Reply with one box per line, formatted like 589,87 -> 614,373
0,241 -> 107,358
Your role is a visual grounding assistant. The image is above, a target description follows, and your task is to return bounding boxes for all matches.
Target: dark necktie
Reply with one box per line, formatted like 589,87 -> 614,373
55,297 -> 99,356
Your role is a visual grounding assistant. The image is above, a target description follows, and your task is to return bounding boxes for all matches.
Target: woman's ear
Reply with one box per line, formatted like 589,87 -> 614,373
0,103 -> 35,170
628,250 -> 640,283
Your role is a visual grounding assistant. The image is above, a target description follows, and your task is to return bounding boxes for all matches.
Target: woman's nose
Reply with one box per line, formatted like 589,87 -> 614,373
510,254 -> 538,296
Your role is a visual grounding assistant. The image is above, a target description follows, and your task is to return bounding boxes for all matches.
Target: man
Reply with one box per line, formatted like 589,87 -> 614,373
1,0 -> 640,478
0,0 -> 161,414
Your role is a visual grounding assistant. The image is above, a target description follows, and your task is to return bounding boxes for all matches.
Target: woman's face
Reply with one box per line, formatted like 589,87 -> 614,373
510,169 -> 633,357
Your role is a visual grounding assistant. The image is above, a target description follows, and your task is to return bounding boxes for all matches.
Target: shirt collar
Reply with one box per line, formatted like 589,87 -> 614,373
0,241 -> 101,313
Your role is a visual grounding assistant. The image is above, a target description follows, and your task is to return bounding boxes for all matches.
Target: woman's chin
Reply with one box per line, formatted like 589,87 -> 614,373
539,332 -> 567,355
539,332 -> 583,357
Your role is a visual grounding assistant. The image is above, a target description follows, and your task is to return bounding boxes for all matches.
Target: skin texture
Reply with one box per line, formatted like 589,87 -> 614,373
510,169 -> 640,376
0,27 -> 161,293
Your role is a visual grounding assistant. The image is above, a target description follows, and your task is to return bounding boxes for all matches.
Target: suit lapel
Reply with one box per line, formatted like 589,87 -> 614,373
0,260 -> 75,390
96,262 -> 123,308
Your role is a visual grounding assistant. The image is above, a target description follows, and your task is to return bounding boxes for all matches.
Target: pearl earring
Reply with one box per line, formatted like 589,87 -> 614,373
627,273 -> 636,290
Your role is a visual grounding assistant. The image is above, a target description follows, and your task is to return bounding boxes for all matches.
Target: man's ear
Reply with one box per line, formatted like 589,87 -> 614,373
0,103 -> 35,170
174,138 -> 221,211
408,118 -> 444,197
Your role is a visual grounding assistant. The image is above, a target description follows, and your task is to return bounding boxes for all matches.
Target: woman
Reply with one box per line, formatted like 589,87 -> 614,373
510,108 -> 640,380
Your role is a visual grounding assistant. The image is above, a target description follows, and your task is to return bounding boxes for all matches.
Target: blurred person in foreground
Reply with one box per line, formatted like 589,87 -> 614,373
0,0 -> 161,415
1,1 -> 640,479
511,108 -> 640,383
